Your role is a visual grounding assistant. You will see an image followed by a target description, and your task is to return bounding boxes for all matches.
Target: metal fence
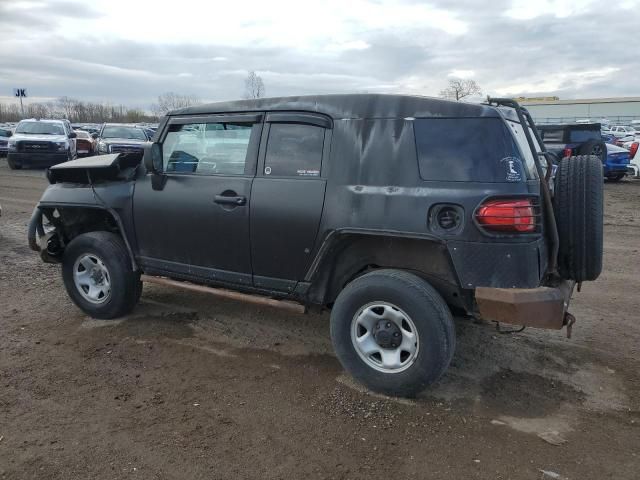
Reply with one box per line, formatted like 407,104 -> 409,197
532,116 -> 640,125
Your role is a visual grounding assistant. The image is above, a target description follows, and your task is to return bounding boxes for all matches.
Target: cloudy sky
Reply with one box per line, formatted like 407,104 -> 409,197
1,0 -> 638,109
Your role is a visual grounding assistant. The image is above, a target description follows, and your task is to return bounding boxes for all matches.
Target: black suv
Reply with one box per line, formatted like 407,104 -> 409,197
28,94 -> 603,397
537,123 -> 606,164
96,123 -> 151,159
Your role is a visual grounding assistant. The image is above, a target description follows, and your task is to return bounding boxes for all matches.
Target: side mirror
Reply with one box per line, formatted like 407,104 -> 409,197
69,131 -> 77,139
91,133 -> 98,139
144,142 -> 163,174
5,131 -> 12,137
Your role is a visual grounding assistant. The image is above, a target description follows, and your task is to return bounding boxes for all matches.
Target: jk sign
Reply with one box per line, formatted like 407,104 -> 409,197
13,88 -> 27,98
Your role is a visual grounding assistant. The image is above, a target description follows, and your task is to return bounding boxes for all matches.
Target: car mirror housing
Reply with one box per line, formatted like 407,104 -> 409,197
69,131 -> 77,139
144,142 -> 163,174
91,133 -> 98,139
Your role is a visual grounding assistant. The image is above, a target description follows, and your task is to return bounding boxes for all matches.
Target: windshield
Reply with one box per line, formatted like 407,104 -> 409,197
101,126 -> 147,140
15,121 -> 64,135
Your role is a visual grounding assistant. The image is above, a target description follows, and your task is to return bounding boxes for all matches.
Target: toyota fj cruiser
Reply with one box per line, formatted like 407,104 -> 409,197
28,94 -> 603,397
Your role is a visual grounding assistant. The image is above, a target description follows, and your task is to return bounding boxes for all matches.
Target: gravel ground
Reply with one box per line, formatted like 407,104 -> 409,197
0,160 -> 639,480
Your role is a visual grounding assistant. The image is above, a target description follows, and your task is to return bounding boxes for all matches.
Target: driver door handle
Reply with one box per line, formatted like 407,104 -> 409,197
214,195 -> 246,206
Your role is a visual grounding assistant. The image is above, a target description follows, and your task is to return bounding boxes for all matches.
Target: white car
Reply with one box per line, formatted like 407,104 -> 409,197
609,125 -> 637,138
622,140 -> 640,178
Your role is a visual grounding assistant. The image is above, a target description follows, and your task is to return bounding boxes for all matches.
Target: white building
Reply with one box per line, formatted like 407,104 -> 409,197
519,97 -> 640,125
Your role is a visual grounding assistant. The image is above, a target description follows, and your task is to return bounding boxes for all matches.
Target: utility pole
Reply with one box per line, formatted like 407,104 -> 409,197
13,88 -> 27,117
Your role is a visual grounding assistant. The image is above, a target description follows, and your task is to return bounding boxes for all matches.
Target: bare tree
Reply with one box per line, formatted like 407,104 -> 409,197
244,71 -> 265,99
152,92 -> 201,116
439,78 -> 482,101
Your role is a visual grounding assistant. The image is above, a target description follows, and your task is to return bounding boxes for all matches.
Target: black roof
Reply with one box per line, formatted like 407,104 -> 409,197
170,94 -> 501,120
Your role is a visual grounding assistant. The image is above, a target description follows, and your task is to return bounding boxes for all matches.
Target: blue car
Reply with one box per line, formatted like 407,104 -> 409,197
604,144 -> 630,181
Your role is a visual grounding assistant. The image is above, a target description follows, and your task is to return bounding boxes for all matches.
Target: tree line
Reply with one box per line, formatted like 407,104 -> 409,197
0,74 -> 481,124
0,96 -> 156,124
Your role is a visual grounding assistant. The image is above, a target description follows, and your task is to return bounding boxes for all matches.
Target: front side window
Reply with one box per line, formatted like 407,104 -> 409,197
163,122 -> 253,175
264,123 -> 324,177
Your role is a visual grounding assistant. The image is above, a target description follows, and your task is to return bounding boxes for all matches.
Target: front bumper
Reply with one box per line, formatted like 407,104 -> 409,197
8,152 -> 69,167
475,281 -> 575,331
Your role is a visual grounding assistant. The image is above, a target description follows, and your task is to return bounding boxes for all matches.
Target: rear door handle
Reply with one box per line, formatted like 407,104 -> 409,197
214,195 -> 246,206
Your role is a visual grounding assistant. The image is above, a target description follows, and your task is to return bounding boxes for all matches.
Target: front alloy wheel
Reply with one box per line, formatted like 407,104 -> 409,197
62,231 -> 141,319
73,254 -> 112,304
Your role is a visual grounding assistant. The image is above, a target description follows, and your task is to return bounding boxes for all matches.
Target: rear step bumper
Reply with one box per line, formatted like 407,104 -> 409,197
475,280 -> 575,330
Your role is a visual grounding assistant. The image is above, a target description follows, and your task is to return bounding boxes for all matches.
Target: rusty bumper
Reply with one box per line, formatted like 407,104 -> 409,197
475,281 -> 575,330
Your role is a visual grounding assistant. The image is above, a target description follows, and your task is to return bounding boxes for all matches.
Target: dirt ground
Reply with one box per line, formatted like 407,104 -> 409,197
0,160 -> 638,480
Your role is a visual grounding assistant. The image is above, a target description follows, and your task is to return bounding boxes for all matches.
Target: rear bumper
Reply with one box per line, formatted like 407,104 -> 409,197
8,152 -> 69,167
475,280 -> 575,330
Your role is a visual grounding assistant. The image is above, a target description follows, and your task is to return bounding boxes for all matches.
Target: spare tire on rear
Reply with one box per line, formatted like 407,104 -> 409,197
553,155 -> 603,282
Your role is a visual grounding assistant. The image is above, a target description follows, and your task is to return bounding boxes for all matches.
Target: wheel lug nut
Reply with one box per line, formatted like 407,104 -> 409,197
386,322 -> 391,328
394,332 -> 400,337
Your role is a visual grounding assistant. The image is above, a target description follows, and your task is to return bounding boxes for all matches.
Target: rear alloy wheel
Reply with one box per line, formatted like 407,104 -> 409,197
351,302 -> 419,373
331,269 -> 455,397
606,174 -> 625,182
578,140 -> 606,163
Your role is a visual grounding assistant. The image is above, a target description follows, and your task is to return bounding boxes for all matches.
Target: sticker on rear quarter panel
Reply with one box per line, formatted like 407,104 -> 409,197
501,157 -> 523,182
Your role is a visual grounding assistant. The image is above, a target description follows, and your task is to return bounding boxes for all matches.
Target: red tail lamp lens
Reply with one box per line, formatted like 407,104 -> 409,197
562,148 -> 572,158
477,199 -> 536,233
630,142 -> 639,159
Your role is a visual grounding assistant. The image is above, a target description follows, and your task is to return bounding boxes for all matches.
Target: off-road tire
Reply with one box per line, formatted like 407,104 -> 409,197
554,155 -> 603,281
330,269 -> 455,398
7,157 -> 22,170
578,140 -> 606,163
62,231 -> 141,319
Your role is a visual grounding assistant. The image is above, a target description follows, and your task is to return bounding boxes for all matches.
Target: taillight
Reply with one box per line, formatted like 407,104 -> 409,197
476,199 -> 537,233
630,142 -> 639,159
562,148 -> 572,158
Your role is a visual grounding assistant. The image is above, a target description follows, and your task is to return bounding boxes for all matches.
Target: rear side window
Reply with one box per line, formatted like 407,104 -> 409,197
264,123 -> 324,177
569,130 -> 600,143
414,118 -> 525,183
539,129 -> 564,142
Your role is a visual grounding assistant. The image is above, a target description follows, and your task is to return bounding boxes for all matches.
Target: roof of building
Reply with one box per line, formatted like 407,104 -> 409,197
520,97 -> 640,106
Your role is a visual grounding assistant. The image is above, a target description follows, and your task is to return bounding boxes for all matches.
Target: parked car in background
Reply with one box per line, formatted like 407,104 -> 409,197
0,126 -> 13,156
7,119 -> 77,169
537,123 -> 606,163
604,143 -> 630,181
609,125 -> 637,138
96,124 -> 150,160
623,141 -> 640,178
74,130 -> 97,157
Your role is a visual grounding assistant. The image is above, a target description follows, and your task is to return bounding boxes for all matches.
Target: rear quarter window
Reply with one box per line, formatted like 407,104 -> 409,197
569,130 -> 601,143
414,117 -> 525,183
